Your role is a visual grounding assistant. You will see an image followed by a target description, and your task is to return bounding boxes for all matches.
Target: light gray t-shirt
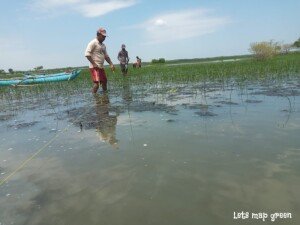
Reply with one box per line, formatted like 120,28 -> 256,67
118,50 -> 129,64
85,38 -> 108,68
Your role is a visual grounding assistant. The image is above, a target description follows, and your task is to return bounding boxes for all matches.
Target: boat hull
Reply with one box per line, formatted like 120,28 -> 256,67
0,70 -> 81,86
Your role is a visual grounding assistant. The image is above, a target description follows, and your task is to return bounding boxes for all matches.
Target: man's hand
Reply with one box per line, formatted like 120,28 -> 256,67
92,63 -> 99,69
110,64 -> 115,72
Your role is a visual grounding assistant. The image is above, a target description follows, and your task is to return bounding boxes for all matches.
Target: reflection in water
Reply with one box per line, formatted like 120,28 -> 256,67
122,79 -> 133,104
94,93 -> 118,148
121,80 -> 135,143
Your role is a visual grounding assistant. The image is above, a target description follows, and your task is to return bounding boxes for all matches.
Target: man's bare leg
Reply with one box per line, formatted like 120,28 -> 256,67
102,82 -> 107,92
93,82 -> 100,93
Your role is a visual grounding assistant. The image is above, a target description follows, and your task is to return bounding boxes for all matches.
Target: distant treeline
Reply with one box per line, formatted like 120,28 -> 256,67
151,58 -> 166,64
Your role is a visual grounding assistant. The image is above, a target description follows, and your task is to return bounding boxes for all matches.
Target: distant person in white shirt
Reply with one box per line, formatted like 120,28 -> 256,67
85,27 -> 115,93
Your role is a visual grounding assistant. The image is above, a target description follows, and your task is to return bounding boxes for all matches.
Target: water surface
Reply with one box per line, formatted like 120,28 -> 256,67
0,79 -> 300,225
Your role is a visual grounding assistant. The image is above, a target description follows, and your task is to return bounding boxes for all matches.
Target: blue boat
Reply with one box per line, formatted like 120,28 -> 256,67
0,70 -> 81,86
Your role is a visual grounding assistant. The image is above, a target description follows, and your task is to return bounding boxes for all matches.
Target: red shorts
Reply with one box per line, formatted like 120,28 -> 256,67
89,68 -> 107,84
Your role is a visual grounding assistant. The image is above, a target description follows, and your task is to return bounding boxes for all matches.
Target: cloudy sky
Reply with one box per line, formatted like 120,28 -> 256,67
0,0 -> 299,70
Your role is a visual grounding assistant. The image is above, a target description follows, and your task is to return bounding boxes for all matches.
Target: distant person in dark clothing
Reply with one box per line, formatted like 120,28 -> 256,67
118,44 -> 129,76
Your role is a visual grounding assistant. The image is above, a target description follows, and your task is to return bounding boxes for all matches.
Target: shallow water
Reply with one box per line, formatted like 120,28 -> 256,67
0,79 -> 300,225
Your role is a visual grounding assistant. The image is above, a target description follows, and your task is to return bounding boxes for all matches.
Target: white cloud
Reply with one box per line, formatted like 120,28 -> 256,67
76,0 -> 137,17
134,8 -> 231,44
30,0 -> 137,17
33,0 -> 85,9
154,19 -> 167,26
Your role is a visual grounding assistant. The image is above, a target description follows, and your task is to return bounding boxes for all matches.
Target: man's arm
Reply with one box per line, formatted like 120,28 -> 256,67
117,52 -> 121,62
85,41 -> 98,68
105,55 -> 115,72
86,56 -> 98,68
126,52 -> 129,64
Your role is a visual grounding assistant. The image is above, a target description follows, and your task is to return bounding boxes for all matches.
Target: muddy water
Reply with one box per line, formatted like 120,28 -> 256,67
0,79 -> 300,225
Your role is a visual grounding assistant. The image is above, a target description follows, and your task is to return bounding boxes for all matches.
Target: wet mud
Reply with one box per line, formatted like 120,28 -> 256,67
0,114 -> 15,121
245,99 -> 263,103
7,121 -> 39,129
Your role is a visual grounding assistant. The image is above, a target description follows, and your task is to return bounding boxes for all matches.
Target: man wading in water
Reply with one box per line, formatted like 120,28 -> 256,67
118,44 -> 129,76
85,27 -> 115,93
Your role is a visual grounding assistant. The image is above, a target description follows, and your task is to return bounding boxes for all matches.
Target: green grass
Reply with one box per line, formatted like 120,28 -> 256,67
104,52 -> 300,84
1,52 -> 299,100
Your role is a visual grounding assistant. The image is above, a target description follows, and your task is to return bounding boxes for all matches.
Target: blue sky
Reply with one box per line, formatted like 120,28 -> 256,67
0,0 -> 299,71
